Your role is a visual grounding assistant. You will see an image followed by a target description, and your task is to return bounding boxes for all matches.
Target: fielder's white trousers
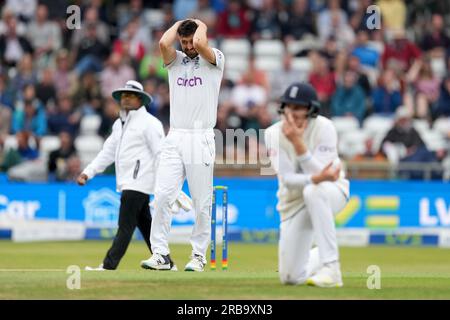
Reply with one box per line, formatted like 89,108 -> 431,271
151,129 -> 215,259
279,181 -> 348,285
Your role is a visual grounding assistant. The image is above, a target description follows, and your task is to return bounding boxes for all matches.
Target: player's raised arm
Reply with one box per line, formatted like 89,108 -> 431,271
159,20 -> 182,65
192,19 -> 216,65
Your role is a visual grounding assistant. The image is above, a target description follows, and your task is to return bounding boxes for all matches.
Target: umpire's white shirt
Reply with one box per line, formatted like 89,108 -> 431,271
166,48 -> 225,129
82,106 -> 164,194
265,115 -> 350,221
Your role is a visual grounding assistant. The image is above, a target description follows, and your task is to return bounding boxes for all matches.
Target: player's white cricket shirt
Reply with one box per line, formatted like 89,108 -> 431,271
165,48 -> 225,129
265,116 -> 350,221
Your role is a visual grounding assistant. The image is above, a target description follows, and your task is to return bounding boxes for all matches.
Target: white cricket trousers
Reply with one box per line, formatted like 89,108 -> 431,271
279,181 -> 348,285
151,128 -> 215,259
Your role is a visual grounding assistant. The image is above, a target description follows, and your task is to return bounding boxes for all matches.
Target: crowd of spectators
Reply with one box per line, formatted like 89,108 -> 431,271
0,0 -> 449,181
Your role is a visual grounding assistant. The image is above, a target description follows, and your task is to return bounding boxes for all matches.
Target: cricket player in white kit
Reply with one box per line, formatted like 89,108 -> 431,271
141,19 -> 224,271
265,83 -> 350,287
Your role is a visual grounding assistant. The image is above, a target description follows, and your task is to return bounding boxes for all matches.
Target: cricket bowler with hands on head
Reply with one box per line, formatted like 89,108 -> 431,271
265,82 -> 350,287
140,19 -> 225,272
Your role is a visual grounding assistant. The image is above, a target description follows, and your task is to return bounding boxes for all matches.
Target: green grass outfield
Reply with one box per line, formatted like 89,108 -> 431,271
1,240 -> 450,299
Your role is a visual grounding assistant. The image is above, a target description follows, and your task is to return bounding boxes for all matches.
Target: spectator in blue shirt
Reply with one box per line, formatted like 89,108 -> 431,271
372,69 -> 403,115
331,70 -> 366,124
11,84 -> 47,137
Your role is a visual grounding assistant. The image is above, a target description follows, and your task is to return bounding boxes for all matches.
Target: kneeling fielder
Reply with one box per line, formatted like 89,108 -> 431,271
265,83 -> 349,287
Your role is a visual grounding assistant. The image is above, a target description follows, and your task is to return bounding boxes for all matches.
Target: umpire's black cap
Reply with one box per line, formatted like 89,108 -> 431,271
279,82 -> 320,118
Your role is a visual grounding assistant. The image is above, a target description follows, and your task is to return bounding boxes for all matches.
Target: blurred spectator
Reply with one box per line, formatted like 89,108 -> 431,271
0,130 -> 38,172
325,10 -> 355,50
316,0 -> 348,43
0,13 -> 33,68
173,0 -> 198,21
11,84 -> 47,137
26,4 -> 62,68
331,70 -> 366,124
143,78 -> 163,116
72,72 -> 103,115
346,55 -> 372,96
0,73 -> 14,110
433,75 -> 450,119
139,43 -> 167,81
281,0 -> 315,41
381,106 -> 442,179
377,0 -> 406,30
217,0 -> 251,38
269,53 -> 305,100
250,0 -> 282,41
349,0 -> 375,31
420,14 -> 450,58
98,98 -> 119,138
217,78 -> 235,133
309,52 -> 336,117
101,52 -> 136,98
47,131 -> 79,181
230,71 -> 270,130
38,0 -> 70,22
372,69 -> 402,115
352,137 -> 386,161
71,6 -> 110,48
317,36 -> 339,70
9,53 -> 37,96
382,29 -> 421,73
35,68 -> 57,108
189,0 -> 217,37
380,106 -> 424,161
71,23 -> 109,76
4,0 -> 37,23
47,93 -> 81,137
244,54 -> 270,93
113,16 -> 151,65
351,29 -> 380,70
117,0 -> 146,30
160,4 -> 176,31
0,8 -> 27,36
0,73 -> 13,145
53,49 -> 74,96
406,59 -> 440,119
154,82 -> 171,131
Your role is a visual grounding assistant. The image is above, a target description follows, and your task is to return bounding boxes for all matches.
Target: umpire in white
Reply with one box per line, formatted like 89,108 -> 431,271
265,83 -> 349,287
77,80 -> 177,271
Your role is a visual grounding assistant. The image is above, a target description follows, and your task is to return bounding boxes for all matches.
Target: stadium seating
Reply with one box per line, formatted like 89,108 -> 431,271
75,135 -> 104,168
80,114 -> 102,136
254,39 -> 285,58
220,39 -> 251,57
338,129 -> 369,159
39,135 -> 61,162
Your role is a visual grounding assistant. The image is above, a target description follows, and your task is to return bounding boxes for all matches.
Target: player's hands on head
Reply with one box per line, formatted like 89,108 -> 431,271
76,173 -> 88,186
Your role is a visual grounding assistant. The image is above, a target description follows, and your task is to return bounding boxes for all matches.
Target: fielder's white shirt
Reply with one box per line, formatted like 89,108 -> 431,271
265,116 -> 350,221
165,48 -> 225,129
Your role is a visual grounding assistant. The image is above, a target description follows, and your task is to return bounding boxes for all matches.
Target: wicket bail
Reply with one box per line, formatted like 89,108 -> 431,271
211,185 -> 228,271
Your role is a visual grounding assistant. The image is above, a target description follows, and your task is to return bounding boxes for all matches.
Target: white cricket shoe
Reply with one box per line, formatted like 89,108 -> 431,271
306,262 -> 343,288
184,254 -> 206,272
140,253 -> 171,270
85,263 -> 106,271
306,247 -> 321,277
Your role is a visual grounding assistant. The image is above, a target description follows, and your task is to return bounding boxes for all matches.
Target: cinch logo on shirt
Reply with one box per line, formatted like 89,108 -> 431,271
177,76 -> 203,87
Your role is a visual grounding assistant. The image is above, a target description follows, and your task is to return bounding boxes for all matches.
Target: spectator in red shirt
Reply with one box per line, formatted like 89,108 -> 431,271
382,29 -> 421,73
308,52 -> 336,117
217,0 -> 250,39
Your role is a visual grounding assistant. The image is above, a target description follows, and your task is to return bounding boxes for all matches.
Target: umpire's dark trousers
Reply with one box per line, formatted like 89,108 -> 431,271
103,190 -> 152,270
